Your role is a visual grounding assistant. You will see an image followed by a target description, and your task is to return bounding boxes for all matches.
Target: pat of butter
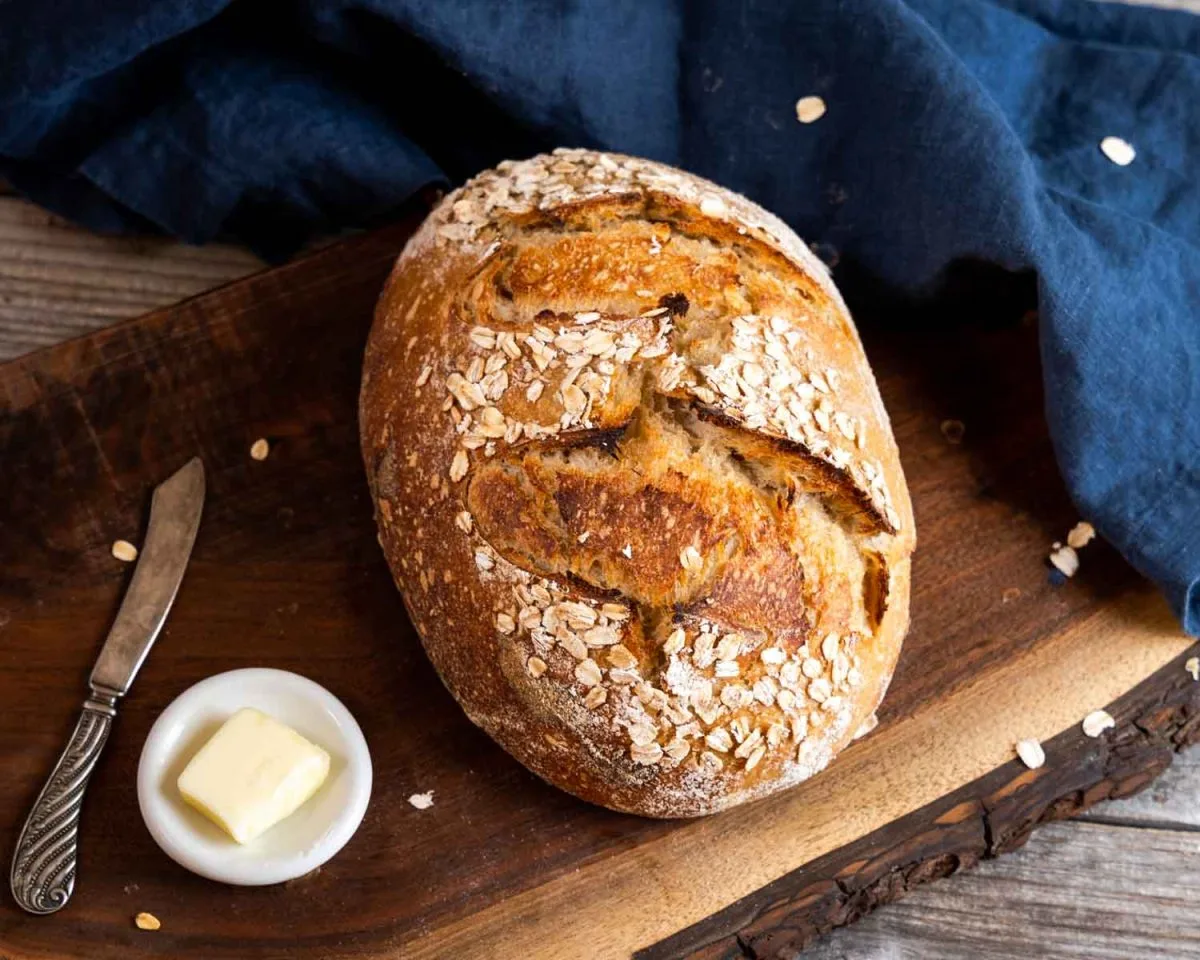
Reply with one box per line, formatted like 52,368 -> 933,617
178,707 -> 331,844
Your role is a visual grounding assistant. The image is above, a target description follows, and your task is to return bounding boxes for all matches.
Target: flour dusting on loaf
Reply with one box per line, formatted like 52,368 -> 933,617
361,149 -> 914,817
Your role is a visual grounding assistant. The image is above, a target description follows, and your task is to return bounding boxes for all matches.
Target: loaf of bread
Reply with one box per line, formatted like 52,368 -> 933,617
360,149 -> 914,817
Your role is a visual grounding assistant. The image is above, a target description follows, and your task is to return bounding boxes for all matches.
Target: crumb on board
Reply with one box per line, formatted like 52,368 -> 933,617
408,791 -> 434,810
250,438 -> 270,461
1015,738 -> 1045,770
940,419 -> 965,444
134,912 -> 161,931
1048,520 -> 1095,580
1002,587 -> 1021,603
1082,709 -> 1115,738
1066,521 -> 1096,550
1187,657 -> 1200,682
1048,543 -> 1079,578
795,95 -> 827,124
111,540 -> 138,563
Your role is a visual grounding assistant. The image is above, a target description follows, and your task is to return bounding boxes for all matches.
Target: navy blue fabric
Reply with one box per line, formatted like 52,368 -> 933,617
2,0 -> 1198,632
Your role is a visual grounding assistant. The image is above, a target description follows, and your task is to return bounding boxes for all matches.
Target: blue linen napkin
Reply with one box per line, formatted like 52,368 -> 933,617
2,0 -> 1197,632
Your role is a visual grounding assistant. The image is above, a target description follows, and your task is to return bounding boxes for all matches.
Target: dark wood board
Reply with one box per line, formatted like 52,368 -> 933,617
0,204 -> 1195,959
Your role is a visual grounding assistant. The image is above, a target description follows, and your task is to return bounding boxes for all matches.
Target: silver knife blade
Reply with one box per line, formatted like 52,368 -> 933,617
89,457 -> 205,695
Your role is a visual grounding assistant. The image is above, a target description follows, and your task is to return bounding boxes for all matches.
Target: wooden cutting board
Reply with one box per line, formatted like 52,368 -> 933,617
1,204 -> 1197,960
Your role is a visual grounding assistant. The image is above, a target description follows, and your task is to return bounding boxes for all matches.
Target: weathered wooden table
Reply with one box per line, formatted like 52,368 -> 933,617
2,182 -> 1199,957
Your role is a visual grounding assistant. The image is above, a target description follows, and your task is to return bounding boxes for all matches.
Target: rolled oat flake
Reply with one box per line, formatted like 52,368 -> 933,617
1082,709 -> 1115,738
1015,738 -> 1045,769
1099,136 -> 1136,167
795,96 -> 827,124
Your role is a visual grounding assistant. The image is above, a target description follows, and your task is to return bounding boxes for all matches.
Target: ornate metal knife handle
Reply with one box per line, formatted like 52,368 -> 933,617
10,459 -> 204,915
10,690 -> 118,914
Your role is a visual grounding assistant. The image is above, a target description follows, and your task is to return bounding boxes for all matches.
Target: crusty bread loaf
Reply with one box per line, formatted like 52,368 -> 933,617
360,149 -> 914,817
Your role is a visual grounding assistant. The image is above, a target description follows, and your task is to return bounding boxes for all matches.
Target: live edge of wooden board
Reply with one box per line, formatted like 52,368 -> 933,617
0,206 -> 1196,960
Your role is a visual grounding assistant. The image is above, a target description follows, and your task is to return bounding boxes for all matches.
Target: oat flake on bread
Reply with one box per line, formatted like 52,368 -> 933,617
360,149 -> 914,817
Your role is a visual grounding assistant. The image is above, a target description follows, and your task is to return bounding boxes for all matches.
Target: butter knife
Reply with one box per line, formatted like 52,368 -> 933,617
10,457 -> 205,914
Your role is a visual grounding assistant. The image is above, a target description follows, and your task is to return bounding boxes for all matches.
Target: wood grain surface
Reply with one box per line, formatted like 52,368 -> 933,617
0,197 -> 261,361
0,199 -> 1198,959
804,820 -> 1200,960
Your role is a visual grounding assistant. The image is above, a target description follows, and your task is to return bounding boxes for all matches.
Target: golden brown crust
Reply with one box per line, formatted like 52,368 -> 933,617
360,149 -> 914,817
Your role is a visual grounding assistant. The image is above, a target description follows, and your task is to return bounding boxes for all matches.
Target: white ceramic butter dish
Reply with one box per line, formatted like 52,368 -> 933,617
137,668 -> 371,885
